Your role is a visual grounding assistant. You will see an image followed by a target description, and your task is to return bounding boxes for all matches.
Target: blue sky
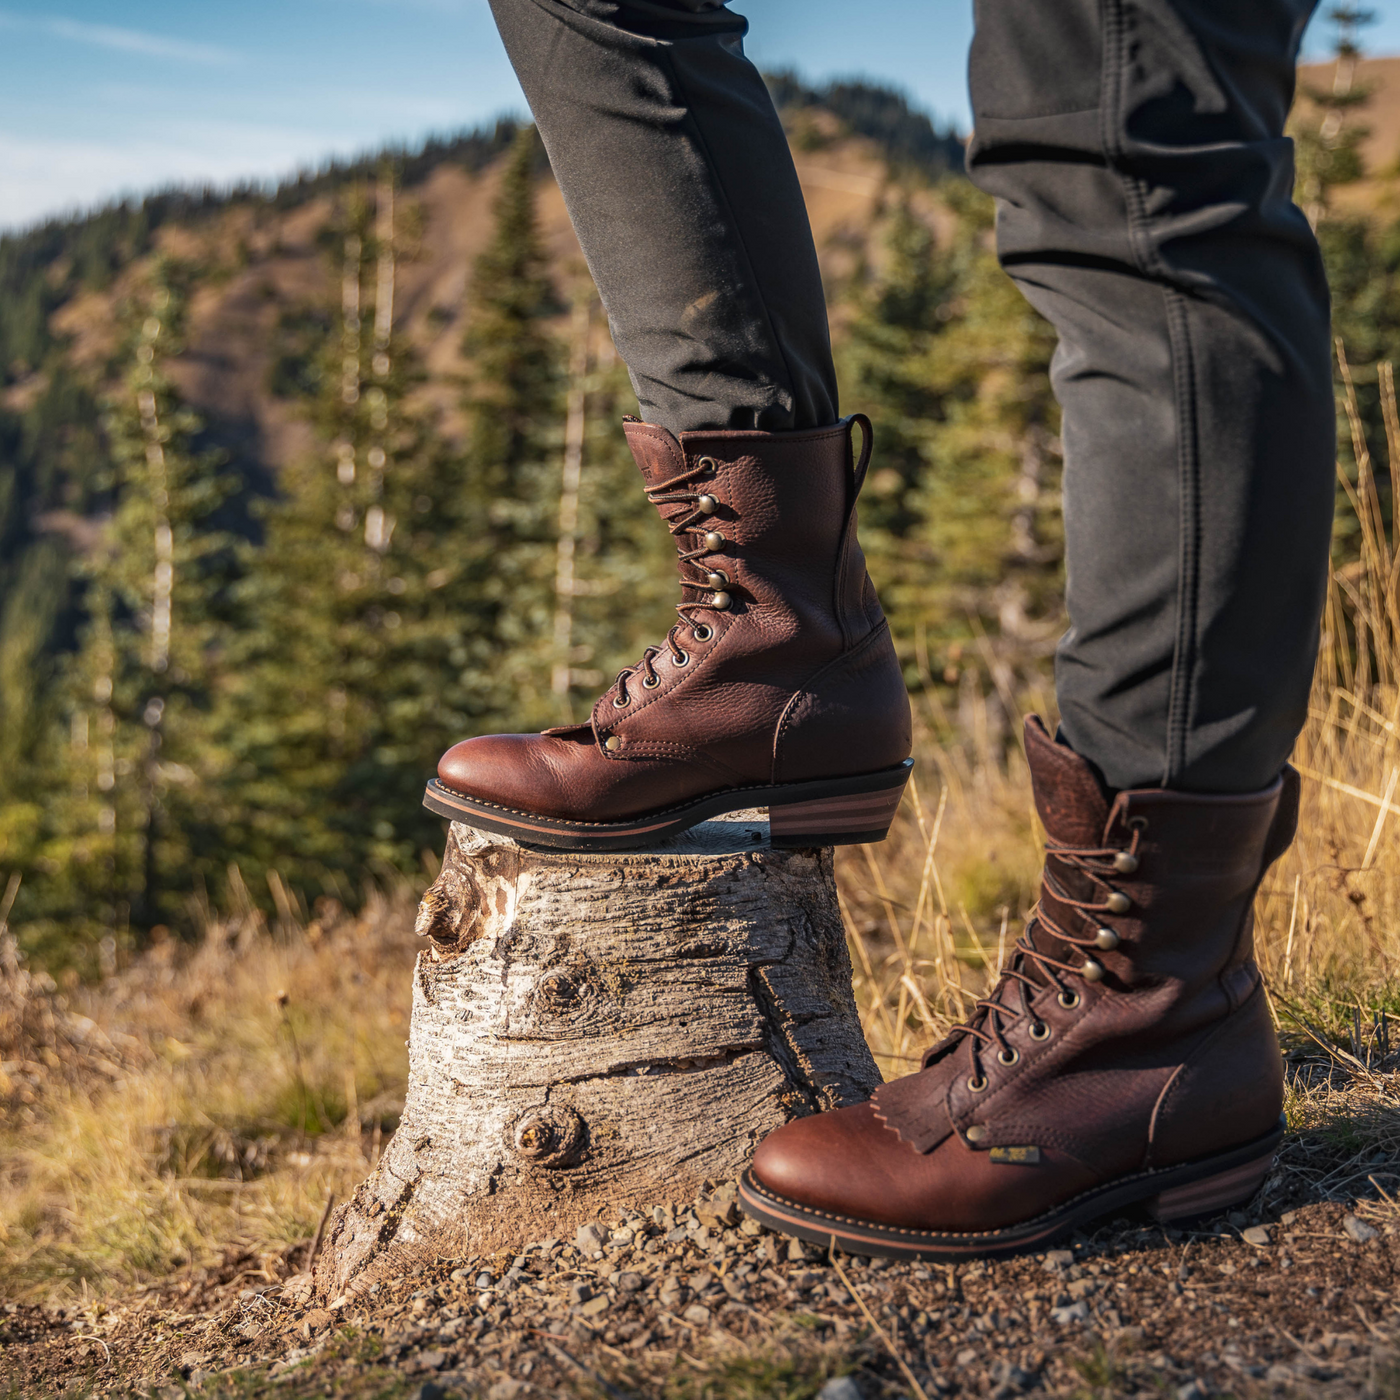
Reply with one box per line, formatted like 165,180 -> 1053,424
0,0 -> 1386,232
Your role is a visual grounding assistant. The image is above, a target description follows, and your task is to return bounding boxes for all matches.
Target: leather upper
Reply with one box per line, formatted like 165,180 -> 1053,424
748,715 -> 1294,1233
438,416 -> 912,820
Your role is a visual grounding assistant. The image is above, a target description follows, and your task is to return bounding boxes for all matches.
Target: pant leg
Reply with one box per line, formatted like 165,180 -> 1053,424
488,0 -> 837,434
967,0 -> 1335,792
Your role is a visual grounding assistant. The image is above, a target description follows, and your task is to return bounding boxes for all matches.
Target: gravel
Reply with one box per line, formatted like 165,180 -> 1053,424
3,1187 -> 1398,1398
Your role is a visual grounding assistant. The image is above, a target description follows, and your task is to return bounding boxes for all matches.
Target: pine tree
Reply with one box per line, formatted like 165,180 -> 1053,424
215,174 -> 480,896
17,269 -> 236,959
456,126 -> 565,730
1293,6 -> 1377,229
838,181 -> 1061,729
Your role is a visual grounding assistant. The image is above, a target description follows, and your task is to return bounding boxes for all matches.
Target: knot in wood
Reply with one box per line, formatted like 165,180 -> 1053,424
511,1107 -> 585,1168
537,971 -> 590,1010
415,884 -> 456,942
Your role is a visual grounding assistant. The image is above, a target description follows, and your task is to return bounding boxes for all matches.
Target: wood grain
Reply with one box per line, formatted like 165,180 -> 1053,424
318,813 -> 879,1294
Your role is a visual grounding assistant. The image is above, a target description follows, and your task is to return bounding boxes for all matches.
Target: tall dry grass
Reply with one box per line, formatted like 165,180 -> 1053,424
5,367 -> 1400,1303
0,883 -> 419,1300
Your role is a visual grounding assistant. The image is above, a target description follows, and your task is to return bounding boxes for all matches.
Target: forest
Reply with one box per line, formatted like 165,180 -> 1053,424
0,48 -> 1395,974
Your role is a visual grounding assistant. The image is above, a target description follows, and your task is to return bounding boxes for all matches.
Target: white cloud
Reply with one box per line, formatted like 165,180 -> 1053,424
0,125 -> 329,231
0,10 -> 240,66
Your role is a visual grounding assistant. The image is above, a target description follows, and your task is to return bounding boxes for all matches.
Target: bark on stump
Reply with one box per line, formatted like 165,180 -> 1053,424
317,811 -> 880,1295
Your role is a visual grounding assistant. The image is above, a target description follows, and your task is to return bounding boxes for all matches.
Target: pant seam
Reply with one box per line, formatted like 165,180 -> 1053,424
1162,291 -> 1201,785
1098,0 -> 1199,786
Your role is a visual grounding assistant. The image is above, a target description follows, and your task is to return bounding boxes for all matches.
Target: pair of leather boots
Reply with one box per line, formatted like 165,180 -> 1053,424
430,417 -> 1293,1258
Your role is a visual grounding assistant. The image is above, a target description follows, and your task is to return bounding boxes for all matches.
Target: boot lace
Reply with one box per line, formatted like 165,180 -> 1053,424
611,456 -> 732,708
945,820 -> 1146,1091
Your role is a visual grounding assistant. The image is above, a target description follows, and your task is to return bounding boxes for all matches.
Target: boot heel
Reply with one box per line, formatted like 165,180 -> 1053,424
1146,1150 -> 1275,1223
769,778 -> 908,847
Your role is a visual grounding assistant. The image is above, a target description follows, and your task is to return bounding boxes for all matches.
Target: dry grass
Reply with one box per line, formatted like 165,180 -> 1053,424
5,371 -> 1400,1310
0,882 -> 419,1302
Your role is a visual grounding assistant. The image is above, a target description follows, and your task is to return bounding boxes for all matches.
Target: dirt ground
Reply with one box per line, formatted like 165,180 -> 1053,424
4,1175 -> 1396,1400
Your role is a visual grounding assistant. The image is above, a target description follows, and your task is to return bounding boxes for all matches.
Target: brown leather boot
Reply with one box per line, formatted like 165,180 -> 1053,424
738,715 -> 1296,1259
425,415 -> 912,850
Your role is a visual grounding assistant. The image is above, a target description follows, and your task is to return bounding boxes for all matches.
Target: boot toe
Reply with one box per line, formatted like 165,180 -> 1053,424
436,733 -> 589,818
751,1102 -> 917,1224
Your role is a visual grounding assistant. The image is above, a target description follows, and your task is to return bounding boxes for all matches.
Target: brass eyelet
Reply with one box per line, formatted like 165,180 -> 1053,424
642,674 -> 661,689
1105,891 -> 1131,914
1029,1021 -> 1051,1041
1058,990 -> 1081,1010
698,456 -> 717,474
967,1075 -> 988,1093
673,650 -> 691,668
691,624 -> 713,643
704,569 -> 730,588
612,696 -> 627,709
997,1048 -> 1019,1067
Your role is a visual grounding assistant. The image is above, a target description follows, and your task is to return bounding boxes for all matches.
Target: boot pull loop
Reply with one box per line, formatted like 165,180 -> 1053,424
848,413 -> 874,497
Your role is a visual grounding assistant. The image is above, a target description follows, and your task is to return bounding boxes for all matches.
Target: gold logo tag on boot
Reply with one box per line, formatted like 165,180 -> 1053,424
988,1146 -> 1042,1165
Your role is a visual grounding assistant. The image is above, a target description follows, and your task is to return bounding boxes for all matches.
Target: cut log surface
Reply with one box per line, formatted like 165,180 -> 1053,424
318,811 -> 880,1295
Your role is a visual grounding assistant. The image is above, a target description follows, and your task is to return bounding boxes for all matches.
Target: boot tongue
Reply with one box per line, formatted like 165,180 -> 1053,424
1019,715 -> 1114,988
1023,714 -> 1111,847
622,417 -> 688,491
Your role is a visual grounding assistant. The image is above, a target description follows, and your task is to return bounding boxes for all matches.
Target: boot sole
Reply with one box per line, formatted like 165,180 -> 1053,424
422,758 -> 914,852
736,1116 -> 1285,1261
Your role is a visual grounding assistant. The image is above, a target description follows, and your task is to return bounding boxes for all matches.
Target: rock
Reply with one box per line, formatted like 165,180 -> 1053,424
281,1274 -> 315,1305
1264,1364 -> 1295,1386
302,1308 -> 333,1334
578,1295 -> 611,1318
682,1303 -> 711,1324
1051,1301 -> 1090,1325
1343,1214 -> 1378,1244
576,1223 -> 607,1257
414,1385 -> 446,1400
618,1272 -> 646,1293
1176,1381 -> 1209,1400
1240,1225 -> 1271,1246
416,1350 -> 447,1371
816,1378 -> 865,1400
1042,1250 -> 1075,1272
486,1383 -> 528,1400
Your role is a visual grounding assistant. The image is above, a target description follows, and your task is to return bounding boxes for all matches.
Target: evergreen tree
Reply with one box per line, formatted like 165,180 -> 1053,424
214,175 -> 480,894
12,270 -> 236,960
838,181 -> 1061,724
1293,6 -> 1377,229
456,127 -> 565,729
544,292 -> 677,724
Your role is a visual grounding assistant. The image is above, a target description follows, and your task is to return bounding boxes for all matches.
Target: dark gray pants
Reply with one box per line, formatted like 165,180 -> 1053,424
489,0 -> 1336,794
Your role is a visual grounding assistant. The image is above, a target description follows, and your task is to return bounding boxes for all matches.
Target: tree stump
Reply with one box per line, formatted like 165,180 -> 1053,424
317,811 -> 880,1296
